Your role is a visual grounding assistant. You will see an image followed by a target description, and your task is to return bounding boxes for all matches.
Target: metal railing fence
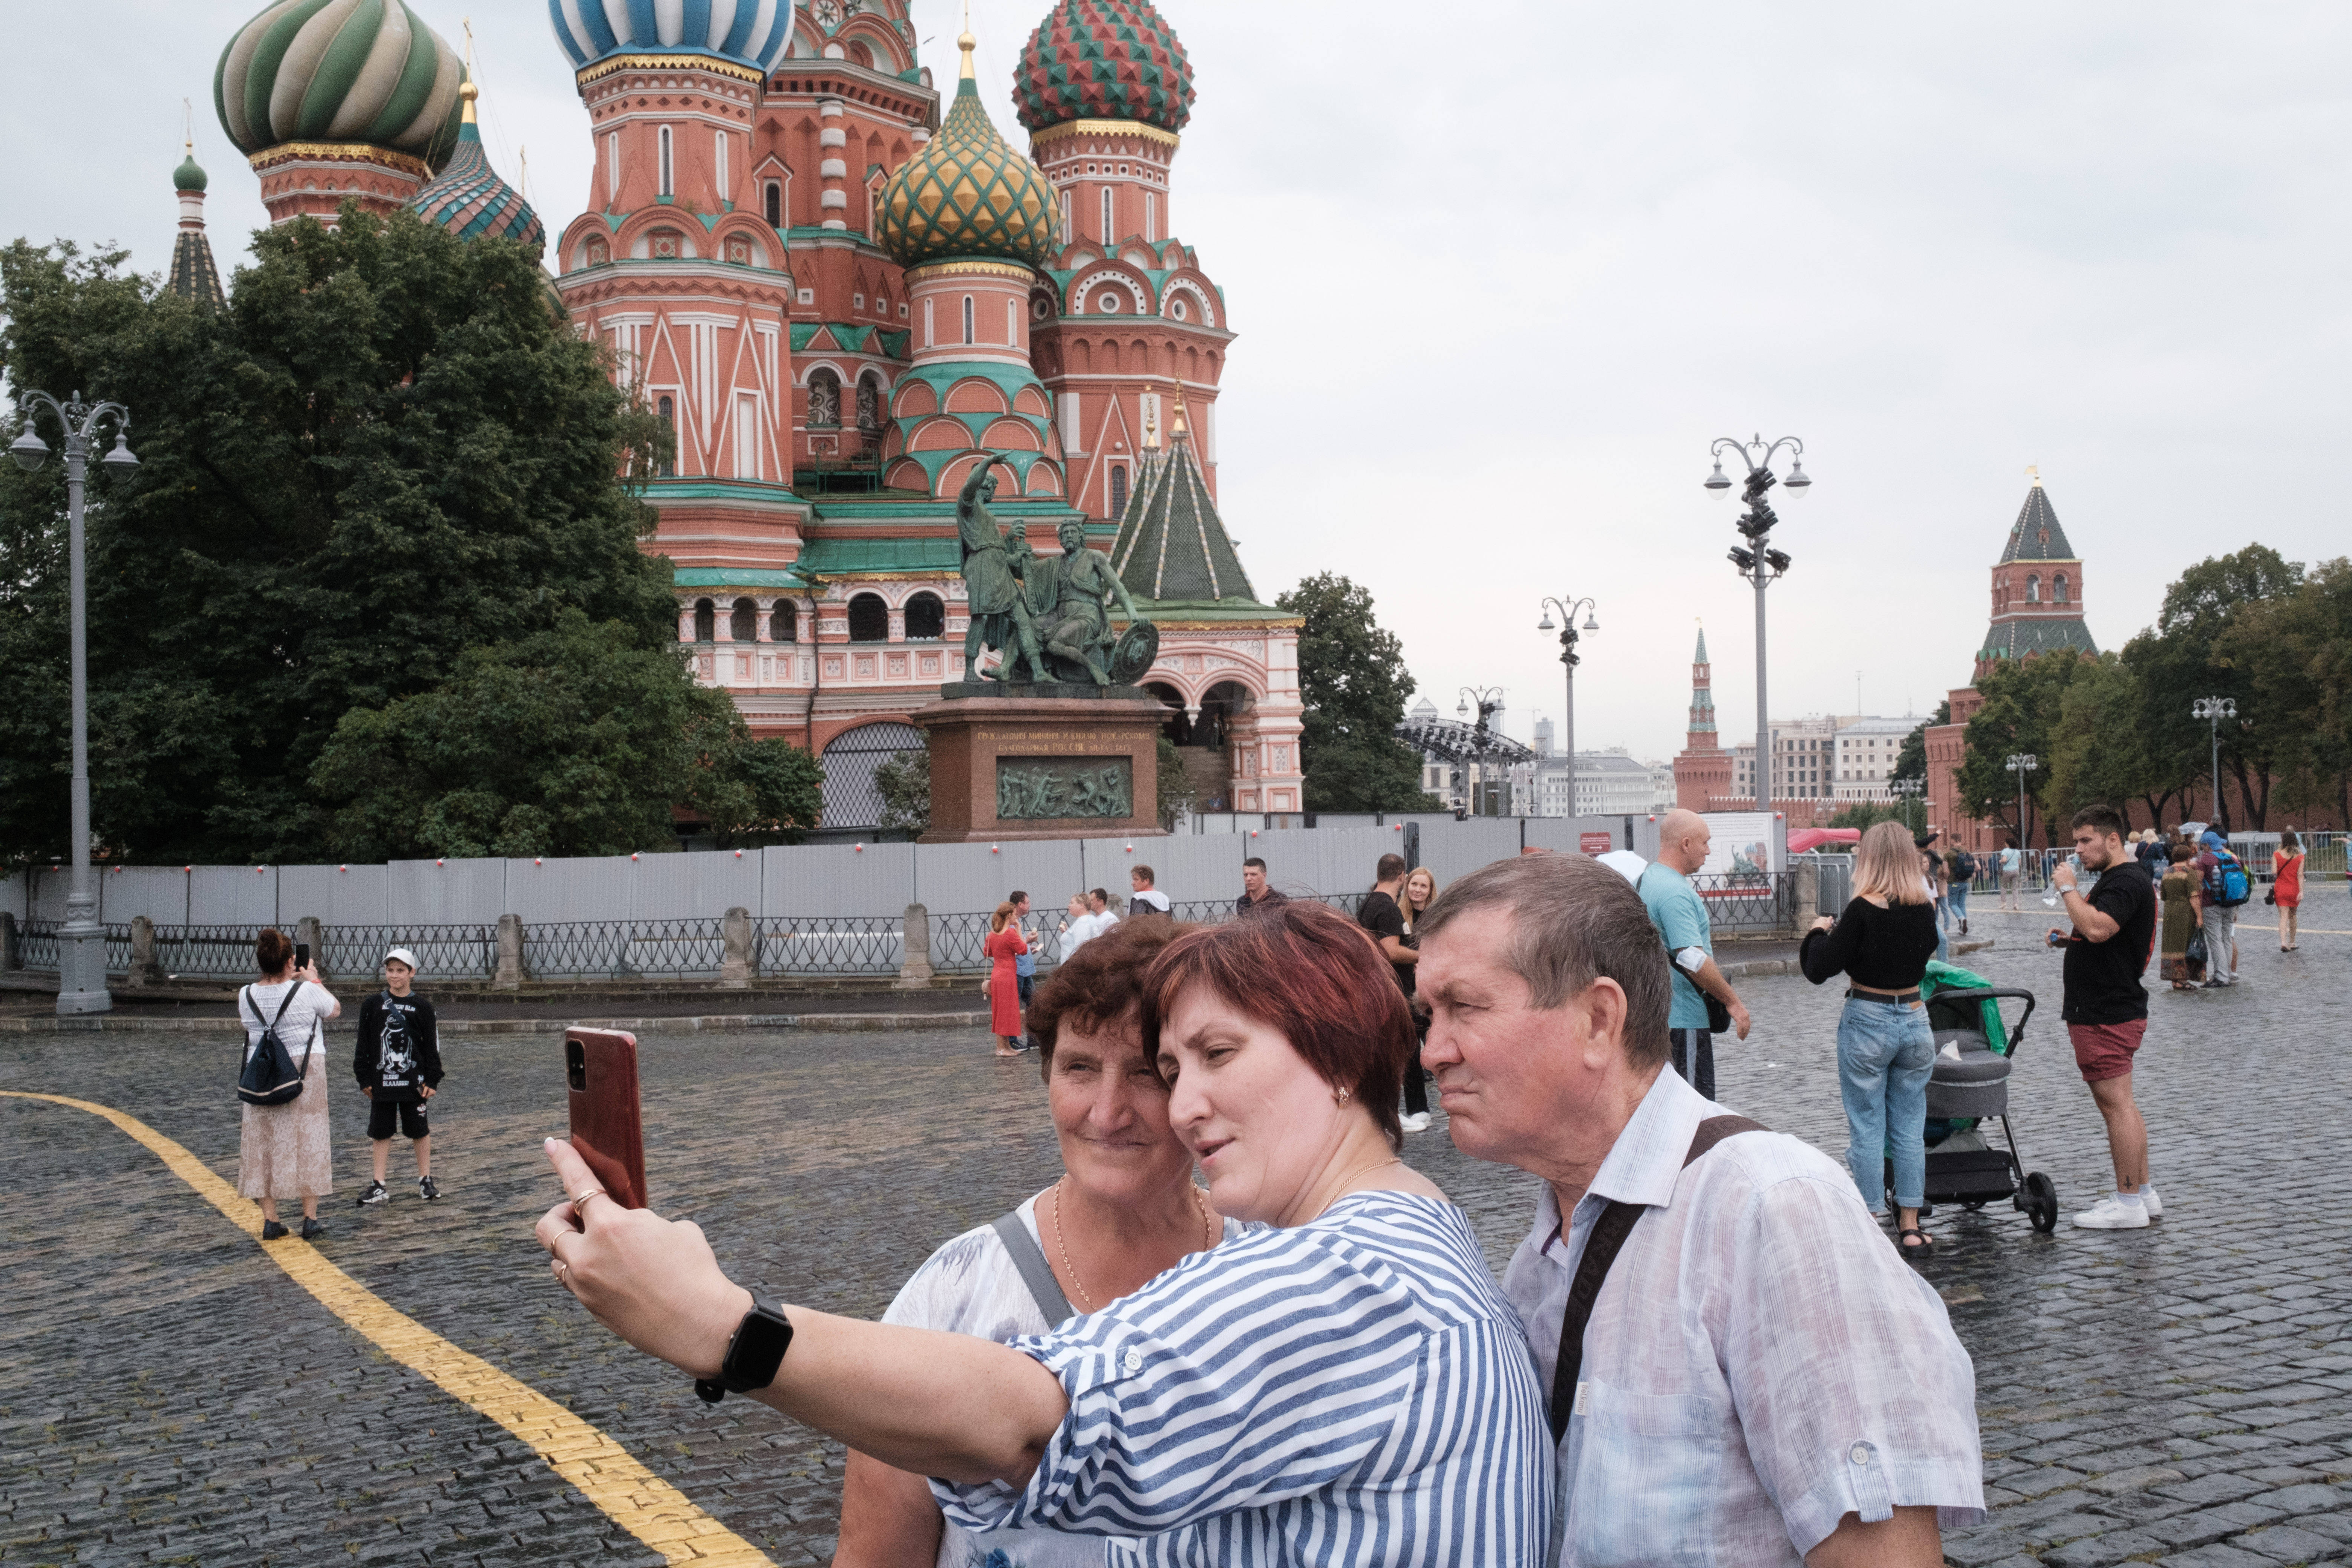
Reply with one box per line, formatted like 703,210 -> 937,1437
1689,872 -> 1794,934
755,916 -> 903,978
1801,854 -> 1854,911
523,919 -> 727,980
154,925 -> 268,979
324,924 -> 496,981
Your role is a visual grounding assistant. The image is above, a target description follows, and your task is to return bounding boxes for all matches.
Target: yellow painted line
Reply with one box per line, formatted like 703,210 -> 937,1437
0,1091 -> 774,1567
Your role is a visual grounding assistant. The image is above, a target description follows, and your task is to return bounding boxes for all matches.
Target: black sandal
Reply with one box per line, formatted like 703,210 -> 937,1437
1897,1227 -> 1936,1257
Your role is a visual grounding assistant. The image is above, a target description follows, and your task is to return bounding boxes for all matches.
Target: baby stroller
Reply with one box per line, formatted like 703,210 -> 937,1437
1888,983 -> 2060,1233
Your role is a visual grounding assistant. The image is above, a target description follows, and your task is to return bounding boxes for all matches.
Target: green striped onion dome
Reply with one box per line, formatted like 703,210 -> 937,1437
410,96 -> 544,252
216,0 -> 466,169
878,39 -> 1057,270
1015,0 -> 1193,136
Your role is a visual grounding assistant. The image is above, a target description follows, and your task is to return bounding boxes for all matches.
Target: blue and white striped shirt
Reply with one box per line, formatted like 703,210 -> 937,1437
936,1190 -> 1551,1565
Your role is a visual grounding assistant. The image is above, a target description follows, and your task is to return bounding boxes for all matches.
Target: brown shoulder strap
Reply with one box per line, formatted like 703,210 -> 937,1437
1547,1113 -> 1768,1443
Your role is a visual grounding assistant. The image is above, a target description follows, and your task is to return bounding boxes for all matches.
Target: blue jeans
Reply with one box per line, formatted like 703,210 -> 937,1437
1837,996 -> 1934,1212
1948,883 -> 1969,925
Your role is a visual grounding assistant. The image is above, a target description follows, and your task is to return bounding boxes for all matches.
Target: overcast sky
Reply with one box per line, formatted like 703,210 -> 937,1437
11,2 -> 2349,762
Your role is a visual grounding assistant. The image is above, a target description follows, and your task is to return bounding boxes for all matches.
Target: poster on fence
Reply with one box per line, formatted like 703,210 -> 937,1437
1697,813 -> 1783,879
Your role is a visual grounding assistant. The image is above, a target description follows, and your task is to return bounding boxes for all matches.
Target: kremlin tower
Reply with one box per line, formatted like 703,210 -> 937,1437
1671,626 -> 1731,811
214,0 -> 468,226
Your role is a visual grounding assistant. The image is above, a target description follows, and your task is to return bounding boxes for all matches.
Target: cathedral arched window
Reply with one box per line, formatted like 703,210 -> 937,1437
658,126 -> 674,197
962,295 -> 975,345
693,598 -> 716,642
764,180 -> 782,227
847,593 -> 890,643
1109,464 -> 1129,518
770,600 -> 799,643
904,592 -> 945,640
855,374 -> 882,433
730,598 -> 758,642
2054,573 -> 2069,604
657,395 -> 677,478
807,369 -> 841,428
2026,574 -> 2041,603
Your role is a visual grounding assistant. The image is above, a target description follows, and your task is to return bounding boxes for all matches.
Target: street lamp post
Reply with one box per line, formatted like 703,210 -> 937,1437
1890,777 -> 1923,834
2190,696 -> 2237,831
1536,596 -> 1599,820
2005,752 -> 2038,849
1704,434 -> 1810,814
1456,686 -> 1505,817
10,391 -> 139,1017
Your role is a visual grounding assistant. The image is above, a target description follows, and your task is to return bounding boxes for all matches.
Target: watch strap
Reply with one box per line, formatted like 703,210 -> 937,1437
695,1293 -> 791,1404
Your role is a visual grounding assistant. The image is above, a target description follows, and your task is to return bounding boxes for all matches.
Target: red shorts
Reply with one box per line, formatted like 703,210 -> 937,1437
2069,1019 -> 2146,1083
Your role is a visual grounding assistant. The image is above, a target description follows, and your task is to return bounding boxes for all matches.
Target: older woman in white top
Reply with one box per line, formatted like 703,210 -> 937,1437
238,926 -> 341,1240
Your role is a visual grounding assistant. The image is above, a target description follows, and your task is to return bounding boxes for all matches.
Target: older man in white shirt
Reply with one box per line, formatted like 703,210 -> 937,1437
1417,851 -> 1984,1566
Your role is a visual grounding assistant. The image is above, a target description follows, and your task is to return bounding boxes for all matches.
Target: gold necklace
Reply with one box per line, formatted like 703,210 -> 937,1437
1050,1176 -> 1216,1312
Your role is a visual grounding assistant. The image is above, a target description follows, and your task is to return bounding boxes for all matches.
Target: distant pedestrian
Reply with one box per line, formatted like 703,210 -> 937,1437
1638,809 -> 1752,1100
2157,842 -> 2203,991
1056,893 -> 1100,964
1403,866 -> 1440,1122
1916,832 -> 1950,963
2271,829 -> 2305,951
2050,805 -> 2162,1230
354,947 -> 443,1207
1010,890 -> 1040,1047
238,927 -> 341,1240
984,901 -> 1030,1058
1357,853 -> 1429,1131
1998,841 -> 2022,911
1942,841 -> 1976,936
1801,822 -> 1943,1256
2193,830 -> 2251,987
1129,865 -> 1171,914
2136,830 -> 2167,871
1088,887 -> 1118,929
1236,856 -> 1288,918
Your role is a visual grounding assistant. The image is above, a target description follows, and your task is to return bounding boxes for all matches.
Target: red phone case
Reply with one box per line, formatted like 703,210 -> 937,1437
565,1028 -> 647,1210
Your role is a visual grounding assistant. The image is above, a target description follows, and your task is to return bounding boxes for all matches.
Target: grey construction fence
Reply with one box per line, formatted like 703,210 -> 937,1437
0,812 -> 1810,986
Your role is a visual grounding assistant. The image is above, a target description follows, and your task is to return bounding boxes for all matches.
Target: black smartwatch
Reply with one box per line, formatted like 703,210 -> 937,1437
694,1294 -> 794,1404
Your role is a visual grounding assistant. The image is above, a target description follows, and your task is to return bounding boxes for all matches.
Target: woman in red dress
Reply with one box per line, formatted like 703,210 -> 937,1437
2272,830 -> 2305,951
984,900 -> 1030,1057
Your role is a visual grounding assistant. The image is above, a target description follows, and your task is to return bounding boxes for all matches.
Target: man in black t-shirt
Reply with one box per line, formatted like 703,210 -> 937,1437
1358,853 -> 1430,1131
354,947 -> 445,1205
2048,805 -> 2160,1231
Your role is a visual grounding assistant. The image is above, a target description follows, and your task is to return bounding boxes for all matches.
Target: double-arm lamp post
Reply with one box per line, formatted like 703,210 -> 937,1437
11,392 -> 139,1017
1455,686 -> 1505,818
1535,596 -> 1599,819
1890,777 -> 1923,833
2190,696 -> 2236,830
2005,752 -> 2038,849
1704,435 -> 1810,813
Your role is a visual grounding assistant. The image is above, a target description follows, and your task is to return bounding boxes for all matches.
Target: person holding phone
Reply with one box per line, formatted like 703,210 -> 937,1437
834,917 -> 1250,1567
237,927 -> 341,1240
983,901 -> 1031,1058
354,946 -> 444,1206
538,902 -> 1550,1560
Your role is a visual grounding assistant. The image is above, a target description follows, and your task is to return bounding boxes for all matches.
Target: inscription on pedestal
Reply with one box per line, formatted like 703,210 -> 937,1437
997,757 -> 1135,820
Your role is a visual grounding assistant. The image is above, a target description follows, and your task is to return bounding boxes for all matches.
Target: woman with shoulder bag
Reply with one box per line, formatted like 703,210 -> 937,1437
237,927 -> 342,1240
2271,830 -> 2305,951
1802,822 -> 1943,1257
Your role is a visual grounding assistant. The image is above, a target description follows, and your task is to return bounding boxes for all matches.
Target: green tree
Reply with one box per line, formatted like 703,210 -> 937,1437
309,612 -> 814,858
2043,655 -> 2159,828
1888,700 -> 1949,787
1826,801 -> 1910,832
1155,736 -> 1199,830
1954,654 -> 2087,846
0,213 -> 670,865
2214,557 -> 2352,826
1273,573 -> 1441,813
873,749 -> 931,840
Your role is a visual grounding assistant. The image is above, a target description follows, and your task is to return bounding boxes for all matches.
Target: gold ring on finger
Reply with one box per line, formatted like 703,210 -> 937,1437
571,1188 -> 606,1216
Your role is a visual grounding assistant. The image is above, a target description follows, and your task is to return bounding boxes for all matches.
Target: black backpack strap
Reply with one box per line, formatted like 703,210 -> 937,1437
1547,1113 -> 1767,1443
991,1210 -> 1078,1327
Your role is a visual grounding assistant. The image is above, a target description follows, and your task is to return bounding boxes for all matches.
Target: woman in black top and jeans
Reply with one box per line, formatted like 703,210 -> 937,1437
1802,821 -> 1945,1256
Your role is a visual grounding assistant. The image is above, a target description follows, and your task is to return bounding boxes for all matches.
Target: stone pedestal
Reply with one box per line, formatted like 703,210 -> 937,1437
913,689 -> 1169,843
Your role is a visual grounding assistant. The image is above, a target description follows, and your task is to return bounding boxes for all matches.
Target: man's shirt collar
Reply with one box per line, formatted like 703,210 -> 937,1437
1538,1066 -> 1714,1242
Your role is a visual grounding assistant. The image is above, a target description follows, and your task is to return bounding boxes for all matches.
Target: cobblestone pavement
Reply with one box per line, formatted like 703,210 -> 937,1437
2,905 -> 2345,1565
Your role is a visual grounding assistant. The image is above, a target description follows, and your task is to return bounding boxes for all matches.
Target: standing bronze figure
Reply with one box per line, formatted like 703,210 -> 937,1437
956,466 -> 1047,683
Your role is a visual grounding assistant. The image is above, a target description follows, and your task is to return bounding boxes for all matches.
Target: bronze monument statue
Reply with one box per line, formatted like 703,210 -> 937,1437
954,459 -> 1156,688
955,465 -> 1047,683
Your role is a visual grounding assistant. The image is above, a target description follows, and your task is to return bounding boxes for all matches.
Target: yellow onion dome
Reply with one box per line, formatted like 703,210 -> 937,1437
878,33 -> 1057,270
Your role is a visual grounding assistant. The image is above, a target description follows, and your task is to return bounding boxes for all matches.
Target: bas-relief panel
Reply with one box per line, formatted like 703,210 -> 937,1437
996,758 -> 1135,821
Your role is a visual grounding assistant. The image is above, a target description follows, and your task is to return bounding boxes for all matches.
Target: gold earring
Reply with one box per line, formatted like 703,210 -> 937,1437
1335,1087 -> 1351,1104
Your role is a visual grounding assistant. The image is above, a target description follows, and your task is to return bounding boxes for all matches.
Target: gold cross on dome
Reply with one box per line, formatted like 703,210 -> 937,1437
2026,463 -> 2041,487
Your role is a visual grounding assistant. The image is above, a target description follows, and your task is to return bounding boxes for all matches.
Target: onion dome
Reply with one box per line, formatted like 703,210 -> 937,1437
174,150 -> 210,191
216,0 -> 466,169
878,34 -> 1057,270
547,0 -> 794,78
1015,0 -> 1193,135
410,84 -> 545,251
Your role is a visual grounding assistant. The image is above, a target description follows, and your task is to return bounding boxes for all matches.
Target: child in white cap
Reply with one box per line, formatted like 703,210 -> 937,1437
354,946 -> 444,1205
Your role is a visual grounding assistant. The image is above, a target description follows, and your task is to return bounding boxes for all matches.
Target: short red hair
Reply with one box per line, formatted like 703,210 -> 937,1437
1140,900 -> 1410,1150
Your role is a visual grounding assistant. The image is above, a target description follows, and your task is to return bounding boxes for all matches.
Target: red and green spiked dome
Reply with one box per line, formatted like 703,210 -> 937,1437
1015,0 -> 1194,136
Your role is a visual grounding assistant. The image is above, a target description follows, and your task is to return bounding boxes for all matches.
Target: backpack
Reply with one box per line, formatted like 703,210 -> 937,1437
1953,850 -> 1977,882
237,984 -> 317,1107
2205,848 -> 2251,908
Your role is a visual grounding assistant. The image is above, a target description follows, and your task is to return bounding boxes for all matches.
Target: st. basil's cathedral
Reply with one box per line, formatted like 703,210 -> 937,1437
175,0 -> 1303,831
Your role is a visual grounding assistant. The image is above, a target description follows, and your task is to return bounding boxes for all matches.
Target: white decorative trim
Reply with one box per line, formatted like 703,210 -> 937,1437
1070,268 -> 1150,315
1161,276 -> 1216,328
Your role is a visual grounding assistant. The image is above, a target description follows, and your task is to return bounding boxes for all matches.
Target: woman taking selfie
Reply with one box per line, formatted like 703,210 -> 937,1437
537,901 -> 1548,1561
238,927 -> 342,1240
1801,821 -> 1943,1256
835,917 -> 1248,1567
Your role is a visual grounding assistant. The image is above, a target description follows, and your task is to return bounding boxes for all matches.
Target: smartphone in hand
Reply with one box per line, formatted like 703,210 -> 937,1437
294,941 -> 311,972
565,1028 -> 647,1210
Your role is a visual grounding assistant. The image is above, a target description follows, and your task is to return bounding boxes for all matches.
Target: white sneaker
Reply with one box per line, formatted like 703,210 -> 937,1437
1399,1113 -> 1433,1132
2072,1197 -> 2151,1230
2141,1186 -> 2162,1219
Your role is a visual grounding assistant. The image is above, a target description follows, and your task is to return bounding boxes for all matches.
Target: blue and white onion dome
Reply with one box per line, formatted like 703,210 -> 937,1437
548,0 -> 796,75
216,0 -> 467,169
